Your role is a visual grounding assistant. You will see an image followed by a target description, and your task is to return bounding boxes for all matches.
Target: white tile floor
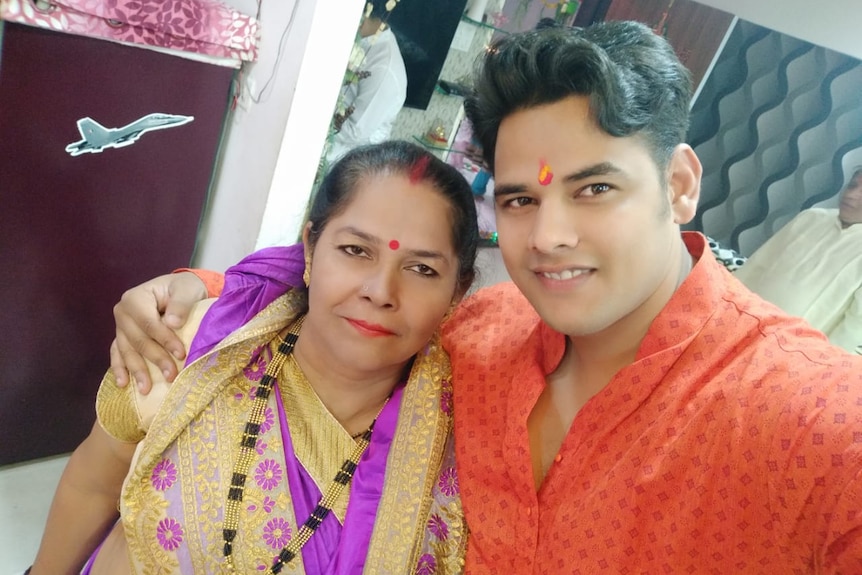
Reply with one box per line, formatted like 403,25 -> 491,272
0,455 -> 69,575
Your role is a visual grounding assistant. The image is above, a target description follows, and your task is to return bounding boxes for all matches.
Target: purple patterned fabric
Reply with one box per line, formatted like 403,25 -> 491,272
186,244 -> 305,364
274,381 -> 404,574
328,384 -> 404,574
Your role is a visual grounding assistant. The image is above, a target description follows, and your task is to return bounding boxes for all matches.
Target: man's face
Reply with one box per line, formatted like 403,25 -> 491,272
839,171 -> 862,225
492,96 -> 698,338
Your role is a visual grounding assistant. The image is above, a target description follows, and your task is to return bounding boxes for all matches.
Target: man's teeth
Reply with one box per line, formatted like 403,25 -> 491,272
541,269 -> 589,280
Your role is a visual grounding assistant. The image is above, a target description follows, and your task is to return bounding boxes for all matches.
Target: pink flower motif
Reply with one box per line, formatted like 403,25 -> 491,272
244,345 -> 272,381
151,459 -> 178,491
254,459 -> 283,491
156,518 -> 184,551
427,513 -> 449,540
263,517 -> 292,550
437,467 -> 459,497
415,553 -> 437,575
247,495 -> 276,513
255,440 -> 268,456
259,407 -> 275,435
439,378 -> 453,415
440,389 -> 453,416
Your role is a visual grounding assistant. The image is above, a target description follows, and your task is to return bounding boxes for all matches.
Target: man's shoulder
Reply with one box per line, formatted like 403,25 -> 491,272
442,282 -> 540,348
454,282 -> 536,321
708,292 -> 862,399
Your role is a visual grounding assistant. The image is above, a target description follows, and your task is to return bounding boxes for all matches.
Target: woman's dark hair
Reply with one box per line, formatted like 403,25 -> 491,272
307,140 -> 478,294
466,20 -> 693,173
534,17 -> 560,30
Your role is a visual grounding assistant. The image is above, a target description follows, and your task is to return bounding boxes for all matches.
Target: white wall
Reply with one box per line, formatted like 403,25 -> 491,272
194,0 -> 365,271
693,0 -> 862,61
254,0 -> 366,251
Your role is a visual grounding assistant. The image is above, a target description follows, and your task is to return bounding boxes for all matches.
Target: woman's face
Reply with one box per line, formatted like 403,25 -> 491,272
302,171 -> 460,376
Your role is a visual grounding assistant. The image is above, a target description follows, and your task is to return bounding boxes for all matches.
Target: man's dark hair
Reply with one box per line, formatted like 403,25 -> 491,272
465,20 -> 693,173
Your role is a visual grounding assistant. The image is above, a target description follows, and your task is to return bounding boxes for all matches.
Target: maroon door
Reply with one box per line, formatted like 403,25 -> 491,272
0,22 -> 235,465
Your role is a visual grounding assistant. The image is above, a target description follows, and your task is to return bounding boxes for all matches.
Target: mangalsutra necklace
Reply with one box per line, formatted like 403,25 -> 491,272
222,316 -> 384,574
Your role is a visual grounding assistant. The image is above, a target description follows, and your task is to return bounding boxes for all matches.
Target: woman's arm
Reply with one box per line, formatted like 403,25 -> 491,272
30,422 -> 137,575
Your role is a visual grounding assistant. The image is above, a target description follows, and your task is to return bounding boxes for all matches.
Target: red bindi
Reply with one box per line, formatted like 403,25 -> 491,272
389,239 -> 400,250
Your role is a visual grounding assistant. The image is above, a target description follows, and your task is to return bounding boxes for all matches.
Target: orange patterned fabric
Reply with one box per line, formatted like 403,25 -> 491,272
176,268 -> 224,298
443,232 -> 862,573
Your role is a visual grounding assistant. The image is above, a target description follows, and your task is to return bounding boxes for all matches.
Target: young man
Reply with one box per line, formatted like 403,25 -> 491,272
111,22 -> 862,572
734,168 -> 862,353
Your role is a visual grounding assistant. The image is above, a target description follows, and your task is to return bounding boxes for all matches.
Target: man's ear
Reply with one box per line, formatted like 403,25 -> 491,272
667,144 -> 702,225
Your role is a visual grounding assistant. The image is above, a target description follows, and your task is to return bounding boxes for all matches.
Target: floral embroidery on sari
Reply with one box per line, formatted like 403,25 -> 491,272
151,459 -> 177,491
156,518 -> 184,551
254,459 -> 284,491
437,467 -> 459,497
115,290 -> 467,573
244,343 -> 272,381
262,517 -> 292,550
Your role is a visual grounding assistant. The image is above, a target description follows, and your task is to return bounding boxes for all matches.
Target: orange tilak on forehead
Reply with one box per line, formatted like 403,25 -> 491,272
538,159 -> 553,185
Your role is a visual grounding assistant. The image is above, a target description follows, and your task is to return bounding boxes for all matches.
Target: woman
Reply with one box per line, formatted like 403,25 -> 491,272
31,141 -> 478,574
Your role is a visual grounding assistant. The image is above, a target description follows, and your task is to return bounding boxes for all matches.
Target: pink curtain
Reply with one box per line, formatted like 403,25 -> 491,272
1,0 -> 259,65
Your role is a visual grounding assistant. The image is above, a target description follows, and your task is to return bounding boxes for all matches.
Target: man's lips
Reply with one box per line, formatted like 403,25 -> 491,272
346,318 -> 395,336
533,265 -> 596,281
536,268 -> 593,280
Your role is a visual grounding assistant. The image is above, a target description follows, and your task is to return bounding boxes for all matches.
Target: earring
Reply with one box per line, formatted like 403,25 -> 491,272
303,256 -> 311,288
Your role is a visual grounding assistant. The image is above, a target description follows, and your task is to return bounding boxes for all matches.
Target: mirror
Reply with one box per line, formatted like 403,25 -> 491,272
311,0 -> 862,350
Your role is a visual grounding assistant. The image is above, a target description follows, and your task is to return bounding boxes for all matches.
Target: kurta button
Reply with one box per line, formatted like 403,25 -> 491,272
554,454 -> 562,463
526,506 -> 533,517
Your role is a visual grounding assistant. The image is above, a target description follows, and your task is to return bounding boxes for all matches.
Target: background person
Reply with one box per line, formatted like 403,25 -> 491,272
734,167 -> 862,353
327,0 -> 407,164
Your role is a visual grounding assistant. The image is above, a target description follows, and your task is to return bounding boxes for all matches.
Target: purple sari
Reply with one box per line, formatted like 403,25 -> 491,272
187,244 -> 305,364
187,242 -> 396,573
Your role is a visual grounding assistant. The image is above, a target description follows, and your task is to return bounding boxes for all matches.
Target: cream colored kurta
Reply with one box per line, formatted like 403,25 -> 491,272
734,208 -> 862,353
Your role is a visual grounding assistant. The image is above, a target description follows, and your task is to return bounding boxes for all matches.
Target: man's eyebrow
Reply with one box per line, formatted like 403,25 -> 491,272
561,162 -> 625,183
494,183 -> 528,198
494,162 -> 625,198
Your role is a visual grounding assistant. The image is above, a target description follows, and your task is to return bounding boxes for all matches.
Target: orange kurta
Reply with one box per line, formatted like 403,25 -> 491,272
177,267 -> 224,298
443,233 -> 862,574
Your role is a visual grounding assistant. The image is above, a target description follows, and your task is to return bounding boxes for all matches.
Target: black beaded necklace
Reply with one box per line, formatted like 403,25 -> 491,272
222,317 -> 381,574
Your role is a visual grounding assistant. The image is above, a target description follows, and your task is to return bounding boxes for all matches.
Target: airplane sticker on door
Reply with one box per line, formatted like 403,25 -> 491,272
65,113 -> 194,156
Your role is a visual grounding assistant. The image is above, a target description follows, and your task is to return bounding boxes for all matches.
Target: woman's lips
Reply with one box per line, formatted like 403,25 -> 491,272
346,318 -> 395,337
